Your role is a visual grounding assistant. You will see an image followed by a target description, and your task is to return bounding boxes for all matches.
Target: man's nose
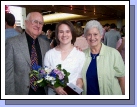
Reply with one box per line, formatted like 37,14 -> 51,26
37,22 -> 40,27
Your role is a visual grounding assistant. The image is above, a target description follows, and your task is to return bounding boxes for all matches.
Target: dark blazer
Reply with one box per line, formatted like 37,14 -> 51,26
5,32 -> 50,95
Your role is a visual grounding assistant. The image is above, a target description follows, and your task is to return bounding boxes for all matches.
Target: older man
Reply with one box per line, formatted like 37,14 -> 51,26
5,12 -> 50,95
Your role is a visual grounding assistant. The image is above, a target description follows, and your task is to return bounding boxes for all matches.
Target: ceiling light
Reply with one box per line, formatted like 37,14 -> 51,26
43,13 -> 88,24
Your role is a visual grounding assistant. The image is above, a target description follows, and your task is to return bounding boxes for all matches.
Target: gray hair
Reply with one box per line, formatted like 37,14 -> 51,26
26,13 -> 31,20
26,12 -> 40,20
84,20 -> 103,36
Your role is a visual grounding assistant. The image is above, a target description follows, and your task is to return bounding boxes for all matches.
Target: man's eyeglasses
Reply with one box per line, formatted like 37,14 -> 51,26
28,20 -> 44,26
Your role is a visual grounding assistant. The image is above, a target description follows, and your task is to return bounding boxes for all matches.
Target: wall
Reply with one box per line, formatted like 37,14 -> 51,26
8,6 -> 26,29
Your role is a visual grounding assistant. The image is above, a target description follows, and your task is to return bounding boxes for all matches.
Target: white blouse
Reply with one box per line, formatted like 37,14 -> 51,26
44,47 -> 85,85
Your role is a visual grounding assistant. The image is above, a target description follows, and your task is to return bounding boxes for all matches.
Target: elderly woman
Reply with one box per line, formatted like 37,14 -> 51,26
82,20 -> 125,95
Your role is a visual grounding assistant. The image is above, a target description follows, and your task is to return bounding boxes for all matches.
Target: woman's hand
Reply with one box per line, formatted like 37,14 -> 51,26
117,37 -> 125,52
117,76 -> 125,95
54,86 -> 68,95
75,46 -> 83,51
76,78 -> 83,89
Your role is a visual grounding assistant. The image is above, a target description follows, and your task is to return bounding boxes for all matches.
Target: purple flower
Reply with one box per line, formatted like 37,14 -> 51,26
53,69 -> 64,80
30,64 -> 70,88
53,69 -> 60,74
49,70 -> 57,78
58,73 -> 64,80
40,69 -> 46,74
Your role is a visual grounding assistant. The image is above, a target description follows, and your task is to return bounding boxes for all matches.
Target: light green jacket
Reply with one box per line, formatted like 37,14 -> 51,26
82,43 -> 125,95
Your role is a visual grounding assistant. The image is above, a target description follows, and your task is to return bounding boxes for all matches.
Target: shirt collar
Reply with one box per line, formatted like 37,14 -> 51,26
25,32 -> 38,44
85,43 -> 106,57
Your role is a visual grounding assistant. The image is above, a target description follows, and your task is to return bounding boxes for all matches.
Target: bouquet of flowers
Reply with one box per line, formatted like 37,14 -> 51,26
29,64 -> 70,88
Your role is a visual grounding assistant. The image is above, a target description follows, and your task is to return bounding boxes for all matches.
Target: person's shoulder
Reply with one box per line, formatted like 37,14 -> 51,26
6,33 -> 22,43
104,45 -> 119,55
45,48 -> 55,55
39,36 -> 50,44
73,47 -> 85,56
83,48 -> 90,53
73,47 -> 85,61
13,29 -> 20,34
74,47 -> 83,53
115,30 -> 120,34
104,31 -> 109,36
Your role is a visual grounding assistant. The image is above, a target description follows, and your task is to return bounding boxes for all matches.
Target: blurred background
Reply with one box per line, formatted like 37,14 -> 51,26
5,5 -> 125,32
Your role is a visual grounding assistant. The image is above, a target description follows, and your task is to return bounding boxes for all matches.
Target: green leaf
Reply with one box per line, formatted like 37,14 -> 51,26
67,72 -> 70,77
34,81 -> 37,86
37,78 -> 43,83
62,69 -> 70,76
35,74 -> 39,78
37,79 -> 47,87
54,78 -> 64,88
56,64 -> 61,70
54,82 -> 60,88
32,70 -> 39,74
29,74 -> 33,77
62,69 -> 67,74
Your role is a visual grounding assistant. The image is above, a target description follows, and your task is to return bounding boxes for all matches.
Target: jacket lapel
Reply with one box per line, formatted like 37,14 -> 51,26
38,37 -> 45,67
18,33 -> 31,66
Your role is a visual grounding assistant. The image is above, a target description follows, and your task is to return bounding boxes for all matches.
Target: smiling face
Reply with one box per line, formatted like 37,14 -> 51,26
57,24 -> 72,45
25,12 -> 44,39
86,27 -> 102,48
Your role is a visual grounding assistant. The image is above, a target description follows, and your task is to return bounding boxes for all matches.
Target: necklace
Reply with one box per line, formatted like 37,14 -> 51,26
91,53 -> 99,59
93,54 -> 98,59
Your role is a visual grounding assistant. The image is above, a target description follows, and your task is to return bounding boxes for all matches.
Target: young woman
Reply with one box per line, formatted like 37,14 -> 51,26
44,20 -> 85,95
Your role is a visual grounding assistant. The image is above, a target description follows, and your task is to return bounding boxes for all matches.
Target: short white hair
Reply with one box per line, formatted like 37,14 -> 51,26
26,12 -> 42,20
26,13 -> 31,20
84,20 -> 103,36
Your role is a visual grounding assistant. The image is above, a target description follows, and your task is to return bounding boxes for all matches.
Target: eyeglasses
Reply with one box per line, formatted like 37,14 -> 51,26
28,20 -> 44,26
